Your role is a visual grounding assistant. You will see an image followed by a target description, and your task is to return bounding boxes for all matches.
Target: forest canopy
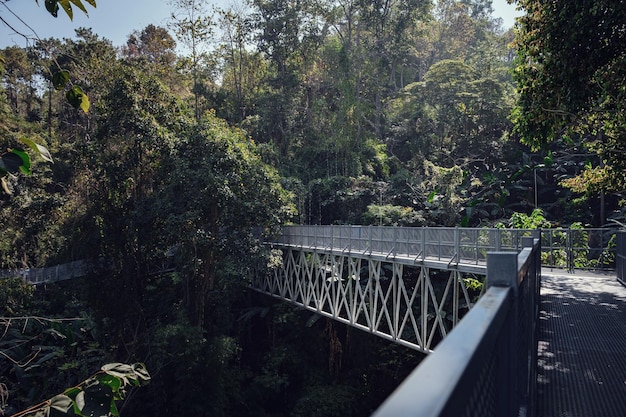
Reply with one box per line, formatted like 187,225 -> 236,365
1,0 -> 625,416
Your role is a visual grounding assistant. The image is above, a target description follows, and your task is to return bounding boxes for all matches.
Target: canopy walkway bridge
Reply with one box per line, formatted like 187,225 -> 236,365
3,226 -> 626,416
252,226 -> 534,352
254,226 -> 626,417
0,259 -> 90,284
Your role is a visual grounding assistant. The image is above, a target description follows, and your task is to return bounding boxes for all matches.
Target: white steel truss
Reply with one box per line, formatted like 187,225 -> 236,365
252,247 -> 482,353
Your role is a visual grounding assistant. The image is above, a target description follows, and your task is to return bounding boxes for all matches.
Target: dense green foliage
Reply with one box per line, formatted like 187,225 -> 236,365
1,0 -> 625,415
512,0 -> 626,193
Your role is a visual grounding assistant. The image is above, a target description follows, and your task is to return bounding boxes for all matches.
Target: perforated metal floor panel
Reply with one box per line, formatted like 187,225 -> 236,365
537,271 -> 626,417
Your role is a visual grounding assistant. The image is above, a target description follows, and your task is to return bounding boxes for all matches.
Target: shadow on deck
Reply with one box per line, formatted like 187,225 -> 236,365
538,270 -> 626,417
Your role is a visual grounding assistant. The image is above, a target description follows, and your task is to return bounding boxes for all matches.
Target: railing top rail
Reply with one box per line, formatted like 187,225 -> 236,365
372,237 -> 541,417
372,285 -> 512,417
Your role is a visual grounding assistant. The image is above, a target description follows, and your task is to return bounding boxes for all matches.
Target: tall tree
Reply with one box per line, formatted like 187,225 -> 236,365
216,2 -> 257,122
250,0 -> 326,158
512,0 -> 626,193
1,46 -> 37,115
169,0 -> 216,121
122,25 -> 179,90
157,112 -> 294,327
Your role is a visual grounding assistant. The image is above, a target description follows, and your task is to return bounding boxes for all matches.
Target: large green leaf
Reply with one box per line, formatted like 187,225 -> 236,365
52,70 -> 70,90
66,86 -> 90,113
96,373 -> 122,393
11,148 -> 32,175
1,152 -> 27,174
58,0 -> 73,20
44,0 -> 60,17
81,383 -> 113,417
20,137 -> 54,163
69,0 -> 89,15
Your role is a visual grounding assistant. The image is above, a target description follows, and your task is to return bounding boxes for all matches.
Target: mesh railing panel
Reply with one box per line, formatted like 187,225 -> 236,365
372,238 -> 541,417
541,228 -> 617,270
460,330 -> 504,417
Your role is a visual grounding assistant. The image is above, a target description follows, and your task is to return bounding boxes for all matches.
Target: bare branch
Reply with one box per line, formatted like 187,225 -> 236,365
0,0 -> 42,44
0,347 -> 41,367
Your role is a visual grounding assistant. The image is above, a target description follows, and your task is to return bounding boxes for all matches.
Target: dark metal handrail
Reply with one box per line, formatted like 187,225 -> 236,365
372,237 -> 541,417
617,231 -> 626,286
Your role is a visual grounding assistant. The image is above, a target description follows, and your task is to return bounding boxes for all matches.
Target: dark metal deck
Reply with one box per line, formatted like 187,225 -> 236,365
537,270 -> 626,417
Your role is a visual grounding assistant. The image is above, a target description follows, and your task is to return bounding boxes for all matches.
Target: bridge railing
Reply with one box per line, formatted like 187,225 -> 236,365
372,236 -> 541,417
540,227 -> 616,271
0,260 -> 90,284
272,225 -> 618,271
273,226 -> 530,266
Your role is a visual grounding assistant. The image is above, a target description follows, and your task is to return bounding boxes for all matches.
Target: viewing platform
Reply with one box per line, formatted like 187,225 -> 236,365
538,269 -> 626,417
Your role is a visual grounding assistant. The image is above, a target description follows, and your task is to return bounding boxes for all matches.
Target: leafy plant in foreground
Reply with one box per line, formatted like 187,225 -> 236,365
0,137 -> 53,194
37,0 -> 96,20
9,363 -> 150,417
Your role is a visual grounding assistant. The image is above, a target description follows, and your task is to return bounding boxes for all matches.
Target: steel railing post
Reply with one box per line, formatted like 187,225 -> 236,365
495,228 -> 501,252
487,251 -> 519,417
438,228 -> 442,260
523,236 -> 540,417
487,252 -> 519,295
347,225 -> 351,252
567,227 -> 573,272
393,226 -> 397,258
454,227 -> 460,263
618,231 -> 626,285
475,228 -> 479,264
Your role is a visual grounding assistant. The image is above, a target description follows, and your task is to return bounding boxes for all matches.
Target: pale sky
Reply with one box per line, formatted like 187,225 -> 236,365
1,0 -> 523,49
492,0 -> 523,29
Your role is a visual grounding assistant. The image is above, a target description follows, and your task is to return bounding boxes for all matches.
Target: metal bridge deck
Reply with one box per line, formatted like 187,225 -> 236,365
537,270 -> 626,417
